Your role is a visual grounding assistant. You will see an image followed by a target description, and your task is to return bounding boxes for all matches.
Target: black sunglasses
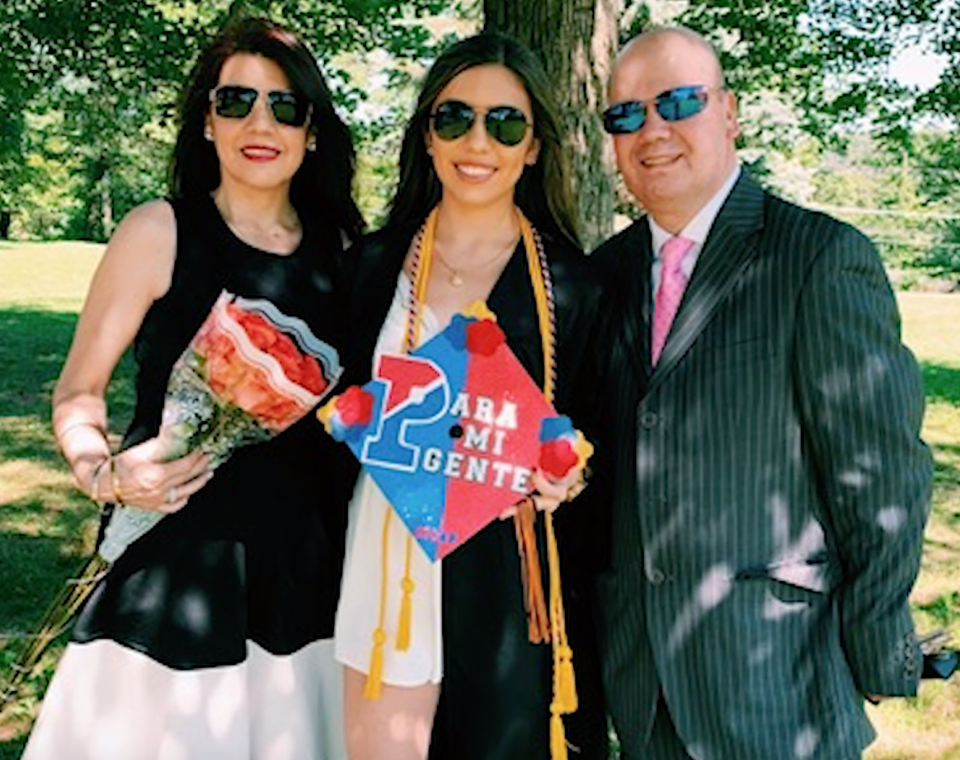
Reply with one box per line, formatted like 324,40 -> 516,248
602,85 -> 719,134
210,85 -> 311,128
431,100 -> 532,147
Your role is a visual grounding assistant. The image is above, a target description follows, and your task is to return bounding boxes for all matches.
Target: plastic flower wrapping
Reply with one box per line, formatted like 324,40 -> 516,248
98,290 -> 342,562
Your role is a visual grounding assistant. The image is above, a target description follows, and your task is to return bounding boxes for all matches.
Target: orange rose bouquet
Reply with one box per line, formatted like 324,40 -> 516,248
99,291 -> 342,562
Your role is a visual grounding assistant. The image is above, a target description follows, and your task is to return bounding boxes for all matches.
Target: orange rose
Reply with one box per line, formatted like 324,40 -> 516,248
228,369 -> 277,418
200,332 -> 247,398
258,396 -> 305,429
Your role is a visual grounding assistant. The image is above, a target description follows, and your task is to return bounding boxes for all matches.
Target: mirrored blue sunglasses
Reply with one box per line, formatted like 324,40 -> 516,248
602,85 -> 719,134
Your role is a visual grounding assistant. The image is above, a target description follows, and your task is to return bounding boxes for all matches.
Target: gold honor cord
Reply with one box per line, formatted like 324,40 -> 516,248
520,213 -> 577,760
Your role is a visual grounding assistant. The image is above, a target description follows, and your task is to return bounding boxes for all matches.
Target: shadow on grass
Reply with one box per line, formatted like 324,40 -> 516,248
0,307 -> 135,433
0,523 -> 95,752
0,736 -> 27,760
920,363 -> 960,515
933,442 -> 960,522
0,307 -> 133,748
921,362 -> 960,408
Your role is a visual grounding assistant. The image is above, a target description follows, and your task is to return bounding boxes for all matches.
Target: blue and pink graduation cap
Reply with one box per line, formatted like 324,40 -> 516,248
317,303 -> 592,561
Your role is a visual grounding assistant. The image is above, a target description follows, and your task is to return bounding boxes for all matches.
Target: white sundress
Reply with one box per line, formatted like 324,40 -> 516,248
333,271 -> 444,686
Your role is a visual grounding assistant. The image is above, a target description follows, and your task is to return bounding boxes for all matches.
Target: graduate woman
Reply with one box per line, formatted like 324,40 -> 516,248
334,32 -> 608,760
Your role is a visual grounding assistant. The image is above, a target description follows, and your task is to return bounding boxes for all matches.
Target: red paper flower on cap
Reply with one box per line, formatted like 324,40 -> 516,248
539,439 -> 579,478
337,385 -> 375,427
466,319 -> 505,356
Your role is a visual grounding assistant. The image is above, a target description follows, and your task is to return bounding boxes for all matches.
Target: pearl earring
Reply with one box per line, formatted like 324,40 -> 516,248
204,126 -> 214,141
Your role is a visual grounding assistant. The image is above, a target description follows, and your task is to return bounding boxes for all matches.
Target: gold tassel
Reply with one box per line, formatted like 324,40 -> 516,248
363,628 -> 387,700
395,534 -> 415,651
556,644 -> 577,712
550,710 -> 569,760
546,511 -> 578,737
364,505 -> 393,701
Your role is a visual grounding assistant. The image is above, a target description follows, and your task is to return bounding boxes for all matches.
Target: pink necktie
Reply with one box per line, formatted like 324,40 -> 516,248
651,236 -> 693,365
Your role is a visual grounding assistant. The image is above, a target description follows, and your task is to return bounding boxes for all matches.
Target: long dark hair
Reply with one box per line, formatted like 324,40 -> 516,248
387,32 -> 580,248
170,16 -> 363,243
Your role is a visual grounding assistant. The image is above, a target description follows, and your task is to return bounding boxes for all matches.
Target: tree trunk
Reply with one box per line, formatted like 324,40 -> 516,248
483,0 -> 621,250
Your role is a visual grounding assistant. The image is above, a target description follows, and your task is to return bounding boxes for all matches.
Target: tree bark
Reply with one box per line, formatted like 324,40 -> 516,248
483,0 -> 621,250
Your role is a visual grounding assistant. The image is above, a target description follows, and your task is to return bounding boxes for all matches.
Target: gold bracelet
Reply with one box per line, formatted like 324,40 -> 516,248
88,457 -> 110,504
110,456 -> 124,506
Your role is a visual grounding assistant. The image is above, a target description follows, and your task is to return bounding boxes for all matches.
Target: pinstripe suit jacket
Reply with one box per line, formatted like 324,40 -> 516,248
590,172 -> 932,760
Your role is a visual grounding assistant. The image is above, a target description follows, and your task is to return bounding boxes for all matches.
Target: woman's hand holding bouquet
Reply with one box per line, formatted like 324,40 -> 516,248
99,291 -> 341,562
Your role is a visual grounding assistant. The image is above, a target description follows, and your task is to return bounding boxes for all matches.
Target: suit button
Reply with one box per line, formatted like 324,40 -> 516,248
640,411 -> 658,429
648,568 -> 666,585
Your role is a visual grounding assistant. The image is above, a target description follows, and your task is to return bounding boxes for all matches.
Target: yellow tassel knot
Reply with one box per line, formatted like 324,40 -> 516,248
363,628 -> 387,700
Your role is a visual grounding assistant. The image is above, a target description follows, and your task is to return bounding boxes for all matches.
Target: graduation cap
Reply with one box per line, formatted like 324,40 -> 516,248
318,303 -> 591,561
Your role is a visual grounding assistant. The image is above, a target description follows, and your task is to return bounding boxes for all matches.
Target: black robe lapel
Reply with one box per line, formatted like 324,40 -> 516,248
612,220 -> 654,383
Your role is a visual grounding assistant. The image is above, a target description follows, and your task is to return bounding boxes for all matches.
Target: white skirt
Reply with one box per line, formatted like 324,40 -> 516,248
22,638 -> 345,760
333,271 -> 444,687
334,474 -> 443,686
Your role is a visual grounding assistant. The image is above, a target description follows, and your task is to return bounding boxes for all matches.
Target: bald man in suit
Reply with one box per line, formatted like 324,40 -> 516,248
589,26 -> 932,760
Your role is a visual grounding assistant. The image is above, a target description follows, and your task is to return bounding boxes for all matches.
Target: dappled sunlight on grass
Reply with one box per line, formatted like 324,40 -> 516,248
0,249 -> 120,753
866,680 -> 960,759
866,296 -> 960,759
0,459 -> 71,505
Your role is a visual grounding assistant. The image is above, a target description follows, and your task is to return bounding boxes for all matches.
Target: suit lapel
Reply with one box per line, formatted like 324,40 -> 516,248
646,173 -> 766,394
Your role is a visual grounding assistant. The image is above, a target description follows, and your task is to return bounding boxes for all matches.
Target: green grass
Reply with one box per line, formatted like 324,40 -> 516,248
0,244 -> 958,758
0,241 -> 104,312
864,293 -> 960,760
0,242 -> 125,758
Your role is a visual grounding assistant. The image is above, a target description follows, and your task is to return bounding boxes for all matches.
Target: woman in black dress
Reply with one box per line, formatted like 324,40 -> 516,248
23,17 -> 361,760
334,32 -> 607,760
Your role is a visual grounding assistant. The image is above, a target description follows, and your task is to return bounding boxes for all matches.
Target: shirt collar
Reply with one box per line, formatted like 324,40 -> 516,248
649,165 -> 741,256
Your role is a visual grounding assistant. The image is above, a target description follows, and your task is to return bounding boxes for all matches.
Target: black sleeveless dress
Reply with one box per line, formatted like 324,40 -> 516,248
23,195 -> 355,760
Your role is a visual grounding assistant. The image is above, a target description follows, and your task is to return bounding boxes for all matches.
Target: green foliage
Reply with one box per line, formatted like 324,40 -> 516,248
1,0 -> 957,243
2,0 -> 462,239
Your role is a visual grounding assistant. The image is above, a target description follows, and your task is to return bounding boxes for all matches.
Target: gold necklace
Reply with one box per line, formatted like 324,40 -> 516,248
432,236 -> 519,288
433,251 -> 465,288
